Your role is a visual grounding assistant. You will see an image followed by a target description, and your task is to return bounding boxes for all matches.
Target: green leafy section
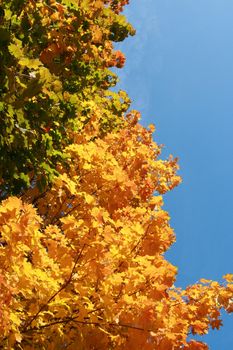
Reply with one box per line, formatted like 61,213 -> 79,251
0,0 -> 134,197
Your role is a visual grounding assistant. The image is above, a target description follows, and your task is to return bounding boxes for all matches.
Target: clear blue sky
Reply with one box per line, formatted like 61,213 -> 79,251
116,0 -> 233,348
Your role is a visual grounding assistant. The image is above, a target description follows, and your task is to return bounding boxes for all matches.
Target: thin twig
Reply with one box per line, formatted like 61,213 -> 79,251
22,244 -> 86,332
24,316 -> 154,334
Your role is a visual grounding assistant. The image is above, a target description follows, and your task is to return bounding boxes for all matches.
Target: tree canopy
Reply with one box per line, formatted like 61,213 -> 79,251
0,0 -> 134,197
0,1 -> 233,349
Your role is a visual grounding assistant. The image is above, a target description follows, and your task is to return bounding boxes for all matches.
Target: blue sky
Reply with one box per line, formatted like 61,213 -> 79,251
116,0 -> 233,348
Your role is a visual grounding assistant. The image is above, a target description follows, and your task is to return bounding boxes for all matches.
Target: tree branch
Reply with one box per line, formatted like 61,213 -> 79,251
22,244 -> 86,332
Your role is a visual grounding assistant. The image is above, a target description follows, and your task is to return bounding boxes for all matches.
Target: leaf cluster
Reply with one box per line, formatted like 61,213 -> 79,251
0,0 -> 134,197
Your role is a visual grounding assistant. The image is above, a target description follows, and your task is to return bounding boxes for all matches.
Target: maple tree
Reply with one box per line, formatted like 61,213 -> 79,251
0,1 -> 233,349
0,0 -> 134,197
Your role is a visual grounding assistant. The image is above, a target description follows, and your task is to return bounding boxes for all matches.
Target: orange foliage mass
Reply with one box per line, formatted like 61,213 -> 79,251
0,111 -> 232,349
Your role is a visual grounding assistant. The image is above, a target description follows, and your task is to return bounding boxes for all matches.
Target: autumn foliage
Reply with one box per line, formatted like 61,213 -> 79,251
0,1 -> 233,349
0,0 -> 134,196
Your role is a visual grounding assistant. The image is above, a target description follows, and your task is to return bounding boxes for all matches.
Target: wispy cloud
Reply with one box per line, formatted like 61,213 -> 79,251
115,0 -> 162,116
